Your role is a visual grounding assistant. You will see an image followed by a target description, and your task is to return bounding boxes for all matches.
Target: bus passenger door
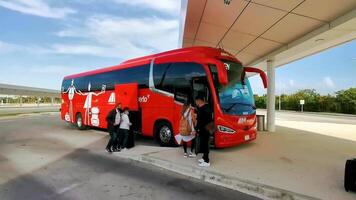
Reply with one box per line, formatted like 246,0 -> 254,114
192,77 -> 212,106
115,83 -> 139,111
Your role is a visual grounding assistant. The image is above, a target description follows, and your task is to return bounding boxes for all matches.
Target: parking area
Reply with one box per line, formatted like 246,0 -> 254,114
0,111 -> 355,200
0,113 -> 258,200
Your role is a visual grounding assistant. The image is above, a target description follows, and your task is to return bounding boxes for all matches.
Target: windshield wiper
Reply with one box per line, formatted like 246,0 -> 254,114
224,102 -> 256,112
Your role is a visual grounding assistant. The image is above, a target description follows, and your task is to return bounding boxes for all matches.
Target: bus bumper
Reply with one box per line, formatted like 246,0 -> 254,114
214,129 -> 257,148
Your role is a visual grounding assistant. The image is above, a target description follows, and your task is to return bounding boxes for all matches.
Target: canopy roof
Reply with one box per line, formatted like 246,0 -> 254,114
180,0 -> 356,70
0,83 -> 60,97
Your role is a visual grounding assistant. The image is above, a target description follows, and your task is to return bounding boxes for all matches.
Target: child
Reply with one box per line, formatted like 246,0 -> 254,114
119,107 -> 132,151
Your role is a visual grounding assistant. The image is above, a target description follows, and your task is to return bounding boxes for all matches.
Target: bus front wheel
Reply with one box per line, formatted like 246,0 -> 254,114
155,121 -> 174,147
76,113 -> 87,130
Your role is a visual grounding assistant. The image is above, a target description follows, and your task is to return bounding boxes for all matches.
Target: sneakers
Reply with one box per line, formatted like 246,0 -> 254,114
188,153 -> 197,158
198,161 -> 210,167
122,148 -> 127,151
105,148 -> 112,153
184,153 -> 188,158
198,158 -> 204,163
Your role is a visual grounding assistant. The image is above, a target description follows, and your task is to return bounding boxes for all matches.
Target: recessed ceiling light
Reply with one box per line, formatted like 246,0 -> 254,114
224,0 -> 232,5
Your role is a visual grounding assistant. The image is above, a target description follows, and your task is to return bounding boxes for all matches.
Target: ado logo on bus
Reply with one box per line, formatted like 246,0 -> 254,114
138,95 -> 150,103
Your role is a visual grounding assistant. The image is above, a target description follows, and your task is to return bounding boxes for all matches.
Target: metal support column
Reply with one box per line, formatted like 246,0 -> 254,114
267,59 -> 276,132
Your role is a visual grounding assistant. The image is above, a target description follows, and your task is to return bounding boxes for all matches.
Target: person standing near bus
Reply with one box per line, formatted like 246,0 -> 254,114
195,96 -> 213,167
119,107 -> 132,151
105,103 -> 122,153
175,102 -> 197,158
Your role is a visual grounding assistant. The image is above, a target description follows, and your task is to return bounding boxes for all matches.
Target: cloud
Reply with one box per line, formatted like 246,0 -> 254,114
0,40 -> 51,55
54,15 -> 179,59
51,44 -> 122,58
323,76 -> 335,88
0,0 -> 76,19
0,41 -> 17,53
113,0 -> 180,15
29,65 -> 85,74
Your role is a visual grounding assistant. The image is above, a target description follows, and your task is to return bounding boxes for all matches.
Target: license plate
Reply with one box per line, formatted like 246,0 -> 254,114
244,135 -> 250,141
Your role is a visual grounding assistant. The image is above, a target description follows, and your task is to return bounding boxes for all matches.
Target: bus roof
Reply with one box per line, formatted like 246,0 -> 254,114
63,46 -> 239,80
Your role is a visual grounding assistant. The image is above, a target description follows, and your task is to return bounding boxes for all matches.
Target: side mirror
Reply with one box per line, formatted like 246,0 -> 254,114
205,59 -> 228,85
244,67 -> 268,88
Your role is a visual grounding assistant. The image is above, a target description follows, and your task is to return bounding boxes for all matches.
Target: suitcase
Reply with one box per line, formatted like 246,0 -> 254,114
345,158 -> 356,192
126,132 -> 135,149
194,135 -> 201,155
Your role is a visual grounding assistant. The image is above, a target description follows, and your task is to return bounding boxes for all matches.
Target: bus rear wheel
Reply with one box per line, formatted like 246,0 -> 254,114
76,113 -> 87,130
155,121 -> 175,147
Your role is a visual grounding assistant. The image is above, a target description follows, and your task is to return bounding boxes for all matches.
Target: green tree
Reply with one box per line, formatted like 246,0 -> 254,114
335,88 -> 356,114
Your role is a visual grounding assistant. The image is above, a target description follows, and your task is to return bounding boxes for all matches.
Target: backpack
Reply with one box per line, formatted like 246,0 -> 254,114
179,109 -> 192,136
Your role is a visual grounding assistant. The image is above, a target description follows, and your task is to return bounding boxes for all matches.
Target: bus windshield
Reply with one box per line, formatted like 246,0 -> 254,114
210,61 -> 255,115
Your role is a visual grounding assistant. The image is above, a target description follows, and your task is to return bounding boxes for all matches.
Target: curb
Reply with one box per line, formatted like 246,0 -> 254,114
115,153 -> 320,200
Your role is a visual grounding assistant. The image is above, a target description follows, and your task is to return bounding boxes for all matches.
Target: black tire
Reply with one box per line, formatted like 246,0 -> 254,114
76,113 -> 87,130
344,159 -> 356,192
155,121 -> 175,147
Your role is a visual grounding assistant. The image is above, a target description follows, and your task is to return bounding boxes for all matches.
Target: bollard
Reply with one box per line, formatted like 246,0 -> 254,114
256,115 -> 265,131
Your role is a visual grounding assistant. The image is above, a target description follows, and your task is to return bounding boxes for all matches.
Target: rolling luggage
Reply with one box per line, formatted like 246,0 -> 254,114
345,158 -> 356,192
194,135 -> 201,155
126,132 -> 135,149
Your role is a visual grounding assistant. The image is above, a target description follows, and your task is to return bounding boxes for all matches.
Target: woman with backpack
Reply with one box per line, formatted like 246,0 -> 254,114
175,102 -> 197,158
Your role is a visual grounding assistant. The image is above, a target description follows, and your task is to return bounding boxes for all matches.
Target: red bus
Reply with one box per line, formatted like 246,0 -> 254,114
61,47 -> 267,148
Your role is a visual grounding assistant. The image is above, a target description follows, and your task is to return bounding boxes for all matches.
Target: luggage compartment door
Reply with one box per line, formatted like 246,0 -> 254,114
115,83 -> 139,111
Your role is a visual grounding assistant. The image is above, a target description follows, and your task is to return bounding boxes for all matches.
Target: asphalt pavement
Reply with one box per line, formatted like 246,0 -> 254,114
0,113 -> 259,200
0,106 -> 59,116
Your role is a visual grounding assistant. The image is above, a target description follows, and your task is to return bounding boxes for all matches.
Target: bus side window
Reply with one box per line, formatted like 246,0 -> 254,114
154,62 -> 206,99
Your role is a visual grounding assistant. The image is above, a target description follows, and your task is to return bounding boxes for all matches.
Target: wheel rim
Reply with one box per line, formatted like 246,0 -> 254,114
77,116 -> 82,127
159,126 -> 171,144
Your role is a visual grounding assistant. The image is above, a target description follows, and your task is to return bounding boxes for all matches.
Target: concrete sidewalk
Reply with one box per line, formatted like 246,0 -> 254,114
113,126 -> 356,200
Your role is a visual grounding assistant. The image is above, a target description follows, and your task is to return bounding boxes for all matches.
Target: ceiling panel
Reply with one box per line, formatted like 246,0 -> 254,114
222,48 -> 239,55
250,0 -> 303,11
231,2 -> 286,36
236,51 -> 259,65
183,37 -> 194,44
183,21 -> 200,40
194,39 -> 216,48
195,22 -> 227,45
220,30 -> 256,50
183,42 -> 193,48
202,0 -> 248,28
262,13 -> 324,44
243,37 -> 282,56
183,0 -> 206,40
293,0 -> 356,22
185,0 -> 206,22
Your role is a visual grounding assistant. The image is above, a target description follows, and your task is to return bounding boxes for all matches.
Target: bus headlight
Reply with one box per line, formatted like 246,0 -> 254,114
217,125 -> 236,134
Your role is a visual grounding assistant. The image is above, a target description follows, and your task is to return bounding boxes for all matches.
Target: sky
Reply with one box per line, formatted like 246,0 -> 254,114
0,0 -> 355,95
0,0 -> 180,90
249,40 -> 356,96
